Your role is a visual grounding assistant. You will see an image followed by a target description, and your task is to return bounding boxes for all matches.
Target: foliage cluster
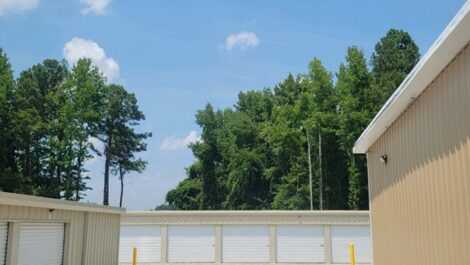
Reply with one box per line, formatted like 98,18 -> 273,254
0,55 -> 150,206
165,29 -> 419,210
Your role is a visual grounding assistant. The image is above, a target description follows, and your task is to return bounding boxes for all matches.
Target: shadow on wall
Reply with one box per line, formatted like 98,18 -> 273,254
369,44 -> 470,202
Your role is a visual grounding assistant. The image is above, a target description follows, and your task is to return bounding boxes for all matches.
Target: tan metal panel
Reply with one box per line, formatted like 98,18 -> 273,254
0,202 -> 121,265
367,44 -> 470,265
0,205 -> 84,265
0,222 -> 7,265
122,210 -> 370,225
82,212 -> 121,265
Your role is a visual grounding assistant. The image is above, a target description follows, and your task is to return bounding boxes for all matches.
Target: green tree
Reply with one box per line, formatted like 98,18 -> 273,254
191,104 -> 223,209
305,58 -> 348,210
371,29 -> 420,104
337,46 -> 374,210
166,178 -> 202,210
13,60 -> 69,197
53,58 -> 105,200
0,48 -> 22,192
164,29 -> 420,211
97,84 -> 151,207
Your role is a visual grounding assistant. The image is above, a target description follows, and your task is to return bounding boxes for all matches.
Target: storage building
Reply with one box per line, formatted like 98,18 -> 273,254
120,210 -> 372,265
353,2 -> 470,265
0,191 -> 124,265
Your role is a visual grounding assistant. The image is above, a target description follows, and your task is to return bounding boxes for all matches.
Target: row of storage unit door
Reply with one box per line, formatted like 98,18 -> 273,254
119,225 -> 372,264
0,222 -> 65,265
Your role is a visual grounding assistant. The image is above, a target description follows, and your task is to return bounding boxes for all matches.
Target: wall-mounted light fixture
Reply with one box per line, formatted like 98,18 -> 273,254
48,208 -> 55,219
379,154 -> 388,164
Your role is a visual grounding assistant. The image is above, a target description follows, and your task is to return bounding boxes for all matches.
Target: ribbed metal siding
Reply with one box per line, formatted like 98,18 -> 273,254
367,44 -> 470,265
82,212 -> 121,265
168,225 -> 215,262
17,223 -> 65,265
0,223 -> 7,265
0,205 -> 85,265
0,204 -> 121,265
119,225 -> 161,263
222,225 -> 269,263
276,225 -> 324,263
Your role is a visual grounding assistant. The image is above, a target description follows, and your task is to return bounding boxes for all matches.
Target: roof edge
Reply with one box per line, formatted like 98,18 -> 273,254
125,210 -> 369,217
0,191 -> 125,214
353,1 -> 470,154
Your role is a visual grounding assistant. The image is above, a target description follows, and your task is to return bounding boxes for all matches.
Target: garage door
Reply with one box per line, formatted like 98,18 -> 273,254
331,225 -> 372,263
222,225 -> 269,263
17,223 -> 65,265
119,225 -> 161,263
0,222 -> 7,265
276,225 -> 324,263
168,225 -> 215,262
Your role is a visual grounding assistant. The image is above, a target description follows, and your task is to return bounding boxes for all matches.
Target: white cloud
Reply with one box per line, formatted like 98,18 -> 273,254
0,0 -> 39,16
160,131 -> 201,151
224,31 -> 260,51
63,37 -> 119,81
80,0 -> 111,15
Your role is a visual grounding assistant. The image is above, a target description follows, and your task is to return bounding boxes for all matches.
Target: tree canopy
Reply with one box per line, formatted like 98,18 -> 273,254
165,29 -> 420,210
0,53 -> 150,206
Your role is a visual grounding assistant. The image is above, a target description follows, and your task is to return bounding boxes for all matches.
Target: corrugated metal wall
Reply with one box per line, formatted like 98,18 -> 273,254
0,205 -> 85,265
367,44 -> 470,265
0,204 -> 121,265
82,212 -> 121,265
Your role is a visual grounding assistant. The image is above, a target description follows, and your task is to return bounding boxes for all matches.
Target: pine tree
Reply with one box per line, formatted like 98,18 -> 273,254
371,29 -> 420,104
337,46 -> 374,210
0,48 -> 23,192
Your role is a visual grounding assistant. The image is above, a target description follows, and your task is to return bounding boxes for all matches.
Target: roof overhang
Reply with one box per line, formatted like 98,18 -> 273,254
0,191 -> 125,214
353,1 -> 470,154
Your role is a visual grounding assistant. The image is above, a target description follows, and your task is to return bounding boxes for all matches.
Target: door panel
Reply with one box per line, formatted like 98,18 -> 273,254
331,225 -> 372,263
17,223 -> 65,265
222,225 -> 270,263
119,225 -> 161,263
168,225 -> 215,262
276,225 -> 324,263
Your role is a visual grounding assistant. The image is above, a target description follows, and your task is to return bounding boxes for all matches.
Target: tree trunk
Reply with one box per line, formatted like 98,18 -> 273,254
119,164 -> 124,208
103,136 -> 112,205
306,129 -> 313,211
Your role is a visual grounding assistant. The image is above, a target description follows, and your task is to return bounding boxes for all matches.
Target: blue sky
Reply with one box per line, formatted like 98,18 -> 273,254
0,0 -> 466,210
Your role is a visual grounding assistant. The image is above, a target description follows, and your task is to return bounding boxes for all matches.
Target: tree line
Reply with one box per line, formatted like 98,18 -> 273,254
162,29 -> 420,210
0,54 -> 150,206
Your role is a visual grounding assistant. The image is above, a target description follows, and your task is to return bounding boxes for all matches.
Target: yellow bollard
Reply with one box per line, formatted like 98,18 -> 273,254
132,246 -> 137,265
349,242 -> 356,265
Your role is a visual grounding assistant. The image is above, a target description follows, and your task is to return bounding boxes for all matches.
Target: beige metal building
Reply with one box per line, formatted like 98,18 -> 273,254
120,210 -> 371,265
0,191 -> 124,265
353,2 -> 470,265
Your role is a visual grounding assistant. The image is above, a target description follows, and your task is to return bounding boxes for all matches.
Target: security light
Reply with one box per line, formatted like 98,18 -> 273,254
379,155 -> 388,164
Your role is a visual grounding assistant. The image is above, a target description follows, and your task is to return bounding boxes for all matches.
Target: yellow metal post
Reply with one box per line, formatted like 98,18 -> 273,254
349,242 -> 356,265
132,246 -> 137,265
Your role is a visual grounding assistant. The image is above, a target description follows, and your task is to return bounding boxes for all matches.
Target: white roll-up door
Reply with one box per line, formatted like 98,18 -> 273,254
331,225 -> 372,263
222,225 -> 269,263
276,225 -> 324,263
17,223 -> 65,265
119,225 -> 161,263
0,222 -> 8,265
168,225 -> 215,263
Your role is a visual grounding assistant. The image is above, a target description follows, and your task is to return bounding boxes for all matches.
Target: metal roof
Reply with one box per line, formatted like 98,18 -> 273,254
0,191 -> 125,214
353,1 -> 470,154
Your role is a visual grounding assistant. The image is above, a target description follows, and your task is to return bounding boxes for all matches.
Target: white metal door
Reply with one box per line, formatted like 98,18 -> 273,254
17,223 -> 65,265
222,225 -> 269,263
276,225 -> 324,263
119,225 -> 161,263
0,222 -> 7,265
331,225 -> 372,263
168,225 -> 215,262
